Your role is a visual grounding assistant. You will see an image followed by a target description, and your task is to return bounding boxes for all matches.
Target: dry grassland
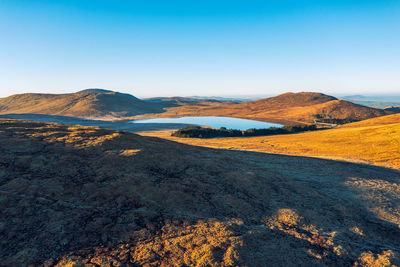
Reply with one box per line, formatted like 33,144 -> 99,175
139,118 -> 400,169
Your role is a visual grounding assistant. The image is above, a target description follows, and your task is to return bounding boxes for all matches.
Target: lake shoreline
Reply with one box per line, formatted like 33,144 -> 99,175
131,116 -> 283,130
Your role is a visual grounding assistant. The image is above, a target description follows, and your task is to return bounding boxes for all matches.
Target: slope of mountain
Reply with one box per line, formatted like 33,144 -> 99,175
286,99 -> 389,123
140,112 -> 400,169
77,88 -> 114,94
136,92 -> 390,124
339,112 -> 400,128
1,119 -> 399,266
0,90 -> 169,119
237,92 -> 338,109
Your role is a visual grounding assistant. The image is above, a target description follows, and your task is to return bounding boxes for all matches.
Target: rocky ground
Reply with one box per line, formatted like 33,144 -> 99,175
1,119 -> 400,266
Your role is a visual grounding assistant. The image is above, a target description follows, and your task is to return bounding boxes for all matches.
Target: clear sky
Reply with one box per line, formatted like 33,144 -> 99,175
0,0 -> 399,98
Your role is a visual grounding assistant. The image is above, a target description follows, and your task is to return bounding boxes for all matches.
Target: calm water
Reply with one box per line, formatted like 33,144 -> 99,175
131,116 -> 282,130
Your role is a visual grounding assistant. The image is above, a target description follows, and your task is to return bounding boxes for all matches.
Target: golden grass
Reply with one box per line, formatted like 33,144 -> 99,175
139,121 -> 400,169
355,250 -> 395,267
340,113 -> 400,128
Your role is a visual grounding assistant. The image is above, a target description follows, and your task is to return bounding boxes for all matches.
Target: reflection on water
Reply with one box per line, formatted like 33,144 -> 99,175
131,116 -> 282,130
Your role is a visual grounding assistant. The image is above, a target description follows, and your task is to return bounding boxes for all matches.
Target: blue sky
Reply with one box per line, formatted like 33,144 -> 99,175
0,0 -> 399,97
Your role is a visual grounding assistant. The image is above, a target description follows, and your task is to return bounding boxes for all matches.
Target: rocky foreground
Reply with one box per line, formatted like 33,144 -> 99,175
1,119 -> 400,266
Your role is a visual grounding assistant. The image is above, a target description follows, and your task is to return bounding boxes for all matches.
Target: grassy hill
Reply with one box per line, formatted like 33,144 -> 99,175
136,92 -> 390,125
0,89 -> 169,119
1,119 -> 400,266
238,92 -> 338,109
141,113 -> 400,169
339,113 -> 400,128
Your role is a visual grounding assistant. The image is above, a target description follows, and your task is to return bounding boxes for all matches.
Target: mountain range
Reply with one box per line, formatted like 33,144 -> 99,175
0,90 -> 393,125
136,92 -> 392,125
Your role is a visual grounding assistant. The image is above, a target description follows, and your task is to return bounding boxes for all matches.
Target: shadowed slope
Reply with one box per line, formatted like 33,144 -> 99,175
0,119 -> 400,266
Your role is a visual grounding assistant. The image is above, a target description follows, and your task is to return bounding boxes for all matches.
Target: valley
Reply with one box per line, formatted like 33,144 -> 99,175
1,89 -> 400,266
0,90 -> 391,125
2,2 -> 398,266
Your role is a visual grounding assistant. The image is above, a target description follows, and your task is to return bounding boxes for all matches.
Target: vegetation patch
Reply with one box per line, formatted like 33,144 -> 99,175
171,125 -> 317,138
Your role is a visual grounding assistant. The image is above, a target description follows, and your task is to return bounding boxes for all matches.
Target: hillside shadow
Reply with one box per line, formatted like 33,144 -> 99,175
1,120 -> 400,265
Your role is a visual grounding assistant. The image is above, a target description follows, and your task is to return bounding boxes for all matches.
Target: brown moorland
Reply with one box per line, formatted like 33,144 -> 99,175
1,119 -> 400,266
135,92 -> 390,125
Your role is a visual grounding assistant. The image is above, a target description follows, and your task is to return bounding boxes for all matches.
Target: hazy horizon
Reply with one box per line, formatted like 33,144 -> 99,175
1,0 -> 399,97
2,87 -> 400,102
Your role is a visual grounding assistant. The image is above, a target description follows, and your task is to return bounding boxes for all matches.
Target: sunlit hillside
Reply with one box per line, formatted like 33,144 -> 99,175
0,90 -> 168,119
339,113 -> 400,128
140,114 -> 400,169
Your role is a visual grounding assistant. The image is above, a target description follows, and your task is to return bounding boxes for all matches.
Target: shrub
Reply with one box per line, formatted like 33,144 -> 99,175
171,124 -> 317,138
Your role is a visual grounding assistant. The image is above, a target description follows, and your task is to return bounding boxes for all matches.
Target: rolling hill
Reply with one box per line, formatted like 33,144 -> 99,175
140,112 -> 400,169
1,119 -> 400,266
0,91 -> 390,125
339,112 -> 400,128
135,92 -> 391,125
0,89 -> 169,120
238,92 -> 338,109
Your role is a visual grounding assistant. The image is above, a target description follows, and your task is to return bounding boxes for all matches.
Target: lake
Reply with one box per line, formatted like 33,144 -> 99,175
131,116 -> 282,130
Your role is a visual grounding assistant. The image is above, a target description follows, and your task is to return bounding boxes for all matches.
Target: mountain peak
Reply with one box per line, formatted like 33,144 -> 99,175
249,91 -> 338,108
274,92 -> 337,101
77,88 -> 114,94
